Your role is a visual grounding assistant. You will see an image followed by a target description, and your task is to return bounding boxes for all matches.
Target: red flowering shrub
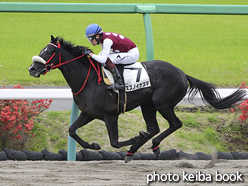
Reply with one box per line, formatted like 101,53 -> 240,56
0,85 -> 52,150
230,82 -> 248,124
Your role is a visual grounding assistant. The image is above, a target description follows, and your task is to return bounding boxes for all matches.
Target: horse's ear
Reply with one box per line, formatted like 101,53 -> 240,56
50,35 -> 56,44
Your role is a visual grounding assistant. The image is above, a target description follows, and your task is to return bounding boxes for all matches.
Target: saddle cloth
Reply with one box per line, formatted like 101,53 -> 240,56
102,62 -> 151,92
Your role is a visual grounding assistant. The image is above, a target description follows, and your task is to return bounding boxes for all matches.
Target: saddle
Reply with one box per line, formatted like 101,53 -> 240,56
102,62 -> 151,113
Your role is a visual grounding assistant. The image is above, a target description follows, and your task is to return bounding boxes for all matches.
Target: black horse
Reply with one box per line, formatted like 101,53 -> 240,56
28,36 -> 246,163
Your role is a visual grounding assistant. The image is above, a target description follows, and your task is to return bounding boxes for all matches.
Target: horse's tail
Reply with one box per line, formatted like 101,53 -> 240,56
186,75 -> 246,109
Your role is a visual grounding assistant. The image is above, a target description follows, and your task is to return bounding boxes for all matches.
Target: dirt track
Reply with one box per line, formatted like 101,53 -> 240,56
0,160 -> 247,186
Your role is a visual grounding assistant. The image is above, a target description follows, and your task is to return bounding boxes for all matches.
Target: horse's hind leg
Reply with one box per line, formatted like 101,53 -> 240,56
152,107 -> 182,153
125,100 -> 160,162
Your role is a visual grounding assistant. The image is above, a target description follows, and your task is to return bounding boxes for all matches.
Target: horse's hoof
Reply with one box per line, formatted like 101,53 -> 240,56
91,142 -> 101,150
139,131 -> 150,138
125,152 -> 134,163
125,155 -> 133,163
153,146 -> 161,159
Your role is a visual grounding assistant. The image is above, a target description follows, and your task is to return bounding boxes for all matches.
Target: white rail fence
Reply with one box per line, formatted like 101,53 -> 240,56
0,89 -> 72,100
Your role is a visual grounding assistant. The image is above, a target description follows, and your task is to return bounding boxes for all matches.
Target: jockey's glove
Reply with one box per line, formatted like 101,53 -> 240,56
84,48 -> 93,55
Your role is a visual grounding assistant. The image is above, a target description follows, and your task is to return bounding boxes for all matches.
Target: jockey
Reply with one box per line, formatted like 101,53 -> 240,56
84,23 -> 140,90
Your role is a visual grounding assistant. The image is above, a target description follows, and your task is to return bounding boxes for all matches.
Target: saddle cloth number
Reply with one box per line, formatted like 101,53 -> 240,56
103,62 -> 151,92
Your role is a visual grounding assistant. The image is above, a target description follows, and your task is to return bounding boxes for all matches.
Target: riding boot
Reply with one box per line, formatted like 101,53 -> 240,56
105,58 -> 125,90
108,67 -> 125,90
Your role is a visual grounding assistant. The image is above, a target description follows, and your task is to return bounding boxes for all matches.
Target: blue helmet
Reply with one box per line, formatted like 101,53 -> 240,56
85,24 -> 103,37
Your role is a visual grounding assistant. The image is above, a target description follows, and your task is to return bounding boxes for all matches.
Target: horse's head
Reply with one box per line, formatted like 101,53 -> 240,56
28,35 -> 60,78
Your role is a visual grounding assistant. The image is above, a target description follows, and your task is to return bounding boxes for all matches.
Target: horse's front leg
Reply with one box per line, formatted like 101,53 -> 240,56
104,115 -> 145,148
69,112 -> 100,150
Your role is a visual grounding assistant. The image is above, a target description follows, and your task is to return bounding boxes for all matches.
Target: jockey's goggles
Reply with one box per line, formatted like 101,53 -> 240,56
87,36 -> 94,42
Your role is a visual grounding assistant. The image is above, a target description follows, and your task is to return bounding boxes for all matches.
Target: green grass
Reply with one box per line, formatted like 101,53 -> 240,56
0,0 -> 248,87
26,109 -> 247,154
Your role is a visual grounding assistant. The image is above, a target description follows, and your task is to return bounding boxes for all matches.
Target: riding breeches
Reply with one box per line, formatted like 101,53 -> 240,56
109,47 -> 140,65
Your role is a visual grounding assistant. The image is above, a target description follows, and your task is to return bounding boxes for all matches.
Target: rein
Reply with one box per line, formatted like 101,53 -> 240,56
44,43 -> 102,95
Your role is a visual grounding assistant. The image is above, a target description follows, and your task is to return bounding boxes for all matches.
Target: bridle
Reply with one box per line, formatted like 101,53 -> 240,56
43,42 -> 85,75
35,42 -> 102,95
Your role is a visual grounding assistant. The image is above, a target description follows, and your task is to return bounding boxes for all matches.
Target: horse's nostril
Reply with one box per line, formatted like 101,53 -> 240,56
28,64 -> 36,72
28,66 -> 35,72
30,67 -> 35,71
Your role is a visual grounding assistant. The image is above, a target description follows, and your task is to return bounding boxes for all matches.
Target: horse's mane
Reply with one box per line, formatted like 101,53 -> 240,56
56,37 -> 90,58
